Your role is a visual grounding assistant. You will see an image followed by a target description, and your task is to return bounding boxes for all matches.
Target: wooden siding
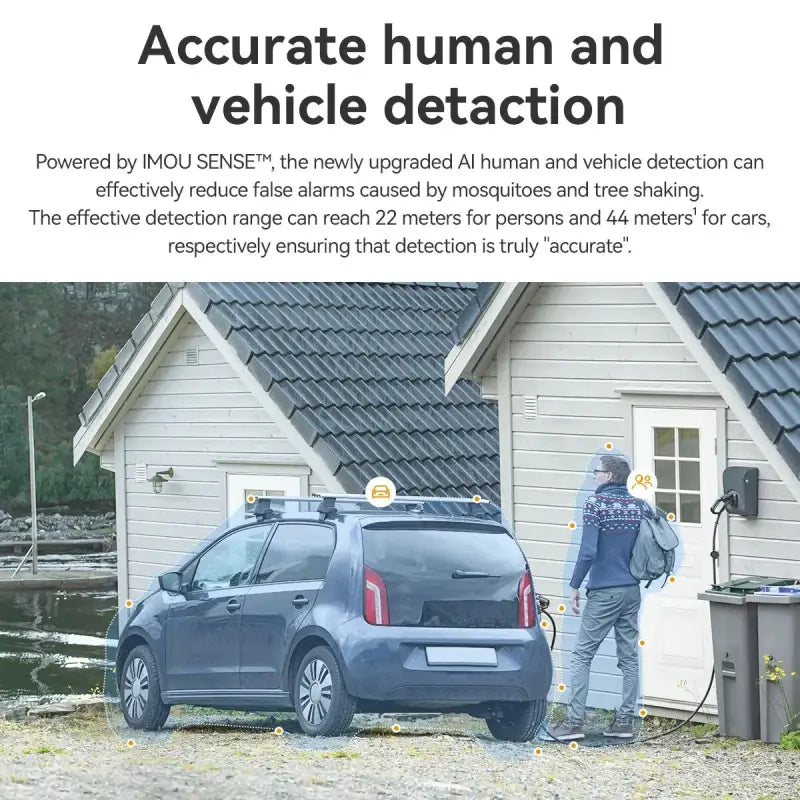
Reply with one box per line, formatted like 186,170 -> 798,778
499,282 -> 799,709
121,319 -> 327,597
726,414 -> 800,579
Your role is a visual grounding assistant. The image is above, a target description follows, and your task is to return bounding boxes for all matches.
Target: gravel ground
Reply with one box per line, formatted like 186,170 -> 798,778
0,706 -> 796,800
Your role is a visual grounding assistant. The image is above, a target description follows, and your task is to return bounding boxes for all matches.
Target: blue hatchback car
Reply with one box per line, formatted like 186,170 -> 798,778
116,496 -> 553,740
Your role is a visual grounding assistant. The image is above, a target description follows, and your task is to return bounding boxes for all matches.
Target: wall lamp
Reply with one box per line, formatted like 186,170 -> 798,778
149,468 -> 174,494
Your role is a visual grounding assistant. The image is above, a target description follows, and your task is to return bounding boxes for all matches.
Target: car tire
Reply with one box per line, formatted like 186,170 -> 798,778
120,644 -> 170,731
486,699 -> 547,742
292,646 -> 355,737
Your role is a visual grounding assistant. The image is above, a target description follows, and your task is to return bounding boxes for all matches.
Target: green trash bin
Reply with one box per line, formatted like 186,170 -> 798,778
698,577 -> 796,739
748,588 -> 800,744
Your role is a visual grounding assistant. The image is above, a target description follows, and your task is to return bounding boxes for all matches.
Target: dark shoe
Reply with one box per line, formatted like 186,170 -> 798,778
603,714 -> 634,738
547,720 -> 585,741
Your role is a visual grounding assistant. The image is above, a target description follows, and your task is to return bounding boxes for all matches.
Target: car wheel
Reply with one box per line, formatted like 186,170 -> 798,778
293,646 -> 355,736
486,699 -> 547,742
120,644 -> 170,731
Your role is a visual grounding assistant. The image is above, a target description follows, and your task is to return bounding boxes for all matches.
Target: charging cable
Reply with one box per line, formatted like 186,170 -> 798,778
536,594 -> 557,651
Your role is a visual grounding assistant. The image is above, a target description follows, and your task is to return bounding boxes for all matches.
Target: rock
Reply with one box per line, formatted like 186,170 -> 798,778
104,511 -> 116,520
0,518 -> 13,532
2,704 -> 30,721
28,700 -> 77,716
53,513 -> 62,520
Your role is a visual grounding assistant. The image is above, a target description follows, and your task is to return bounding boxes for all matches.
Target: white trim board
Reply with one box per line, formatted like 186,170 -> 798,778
72,291 -> 187,464
444,282 -> 526,393
645,282 -> 800,503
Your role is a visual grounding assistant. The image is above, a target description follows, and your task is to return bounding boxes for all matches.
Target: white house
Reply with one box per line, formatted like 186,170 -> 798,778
445,282 -> 800,718
73,282 -> 499,615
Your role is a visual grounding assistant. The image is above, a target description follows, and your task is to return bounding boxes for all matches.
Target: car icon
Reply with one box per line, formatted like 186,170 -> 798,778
370,484 -> 392,500
115,496 -> 552,741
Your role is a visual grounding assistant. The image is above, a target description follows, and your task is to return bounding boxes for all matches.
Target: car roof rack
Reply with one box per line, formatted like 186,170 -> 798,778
243,494 -> 511,533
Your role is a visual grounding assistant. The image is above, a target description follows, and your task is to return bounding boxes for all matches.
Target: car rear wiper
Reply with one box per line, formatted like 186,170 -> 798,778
451,570 -> 499,579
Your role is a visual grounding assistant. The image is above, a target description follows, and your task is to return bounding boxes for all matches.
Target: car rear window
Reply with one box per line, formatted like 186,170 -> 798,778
362,523 -> 527,628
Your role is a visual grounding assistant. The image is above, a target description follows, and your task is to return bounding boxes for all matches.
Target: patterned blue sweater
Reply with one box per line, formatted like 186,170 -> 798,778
569,482 -> 647,591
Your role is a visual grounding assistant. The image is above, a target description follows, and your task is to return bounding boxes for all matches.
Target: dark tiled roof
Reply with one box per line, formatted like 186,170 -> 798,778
78,283 -> 181,427
661,283 -> 800,475
185,283 -> 500,502
453,283 -> 500,342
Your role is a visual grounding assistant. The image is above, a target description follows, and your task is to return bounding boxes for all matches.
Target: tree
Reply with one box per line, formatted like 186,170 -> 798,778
0,283 -> 162,510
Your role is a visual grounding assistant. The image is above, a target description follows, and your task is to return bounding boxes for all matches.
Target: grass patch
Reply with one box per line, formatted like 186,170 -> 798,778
10,775 -> 29,784
690,722 -> 718,739
22,746 -> 67,755
321,750 -> 359,759
780,730 -> 800,750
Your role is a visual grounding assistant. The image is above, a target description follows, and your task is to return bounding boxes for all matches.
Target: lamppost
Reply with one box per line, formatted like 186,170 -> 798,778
27,391 -> 46,574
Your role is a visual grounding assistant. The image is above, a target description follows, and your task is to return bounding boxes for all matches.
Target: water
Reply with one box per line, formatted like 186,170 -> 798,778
0,554 -> 118,705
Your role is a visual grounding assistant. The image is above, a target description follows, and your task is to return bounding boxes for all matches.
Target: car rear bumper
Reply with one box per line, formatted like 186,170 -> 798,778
334,618 -> 553,703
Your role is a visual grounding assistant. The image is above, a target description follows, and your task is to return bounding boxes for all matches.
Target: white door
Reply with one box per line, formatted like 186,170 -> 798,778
633,407 -> 718,713
226,474 -> 304,519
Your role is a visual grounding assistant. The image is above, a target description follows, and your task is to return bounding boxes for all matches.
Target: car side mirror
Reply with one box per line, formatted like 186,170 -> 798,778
159,571 -> 182,594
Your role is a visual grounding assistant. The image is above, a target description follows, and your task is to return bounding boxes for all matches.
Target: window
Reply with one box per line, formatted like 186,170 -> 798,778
362,523 -> 526,628
191,525 -> 271,592
653,427 -> 702,523
254,524 -> 335,584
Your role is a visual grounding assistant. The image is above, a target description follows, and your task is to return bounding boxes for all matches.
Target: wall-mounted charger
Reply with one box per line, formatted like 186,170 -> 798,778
722,467 -> 759,517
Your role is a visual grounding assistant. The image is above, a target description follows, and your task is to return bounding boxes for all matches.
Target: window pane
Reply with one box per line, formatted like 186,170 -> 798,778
678,429 -> 700,458
192,526 -> 270,591
654,459 -> 676,490
679,461 -> 701,491
256,524 -> 335,584
655,492 -> 677,518
680,494 -> 701,524
654,428 -> 675,457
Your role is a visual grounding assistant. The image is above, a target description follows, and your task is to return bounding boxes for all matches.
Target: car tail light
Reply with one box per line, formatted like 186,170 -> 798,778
518,570 -> 535,628
364,566 -> 389,625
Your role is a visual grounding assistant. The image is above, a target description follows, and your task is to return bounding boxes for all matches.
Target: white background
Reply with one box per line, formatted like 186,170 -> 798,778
2,1 -> 797,280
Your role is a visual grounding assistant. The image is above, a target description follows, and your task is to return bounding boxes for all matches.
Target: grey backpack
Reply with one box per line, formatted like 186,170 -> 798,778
630,507 -> 679,588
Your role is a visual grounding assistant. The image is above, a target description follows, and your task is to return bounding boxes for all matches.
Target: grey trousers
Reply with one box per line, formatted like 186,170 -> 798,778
567,584 -> 641,722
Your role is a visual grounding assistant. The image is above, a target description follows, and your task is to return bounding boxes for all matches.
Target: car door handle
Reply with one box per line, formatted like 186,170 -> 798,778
292,595 -> 309,608
226,598 -> 241,613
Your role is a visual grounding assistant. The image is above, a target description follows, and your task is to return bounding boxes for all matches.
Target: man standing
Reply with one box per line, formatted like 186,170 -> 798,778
548,455 -> 647,741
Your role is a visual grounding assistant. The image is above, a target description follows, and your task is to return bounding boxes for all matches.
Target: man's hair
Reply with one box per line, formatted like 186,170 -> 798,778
601,455 -> 631,484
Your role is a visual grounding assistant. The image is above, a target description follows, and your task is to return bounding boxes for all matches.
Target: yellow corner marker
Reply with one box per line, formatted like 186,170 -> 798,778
568,521 -> 576,530
125,599 -> 133,608
541,620 -> 549,629
667,513 -> 675,521
639,709 -> 648,718
392,723 -> 401,733
569,741 -> 579,750
557,683 -> 566,693
557,604 -> 566,613
534,747 -> 543,756
473,495 -> 482,503
127,739 -> 135,748
275,726 -> 284,736
668,576 -> 676,584
605,442 -> 613,450
638,639 -> 646,647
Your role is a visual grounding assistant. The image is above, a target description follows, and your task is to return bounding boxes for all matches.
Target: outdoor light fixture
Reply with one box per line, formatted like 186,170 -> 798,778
149,468 -> 174,494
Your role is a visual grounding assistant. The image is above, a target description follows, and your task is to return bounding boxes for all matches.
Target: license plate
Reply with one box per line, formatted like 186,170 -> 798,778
425,646 -> 497,666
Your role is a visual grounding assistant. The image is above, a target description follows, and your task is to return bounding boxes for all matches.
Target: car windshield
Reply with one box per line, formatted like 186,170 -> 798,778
362,523 -> 526,628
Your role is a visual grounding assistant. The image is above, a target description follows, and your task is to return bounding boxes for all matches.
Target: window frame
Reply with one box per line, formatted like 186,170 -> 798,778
251,521 -> 337,586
